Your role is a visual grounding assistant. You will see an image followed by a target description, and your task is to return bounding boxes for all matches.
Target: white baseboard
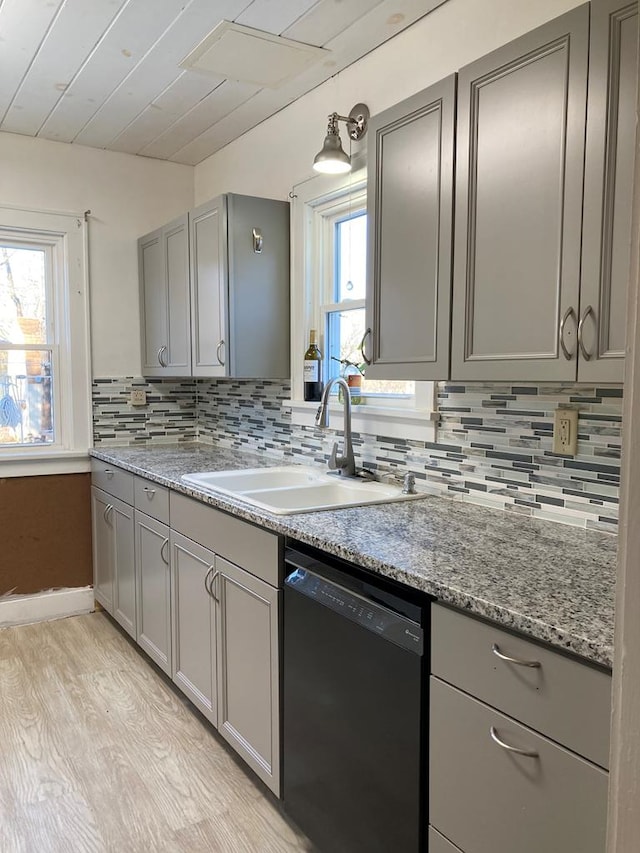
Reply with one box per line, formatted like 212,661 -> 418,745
0,586 -> 95,628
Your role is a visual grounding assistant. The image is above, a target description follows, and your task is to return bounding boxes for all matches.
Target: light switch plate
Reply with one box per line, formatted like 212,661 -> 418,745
553,407 -> 579,455
130,388 -> 147,407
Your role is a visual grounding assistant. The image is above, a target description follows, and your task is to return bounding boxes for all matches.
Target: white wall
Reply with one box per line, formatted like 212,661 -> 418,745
0,132 -> 194,376
195,0 -> 582,202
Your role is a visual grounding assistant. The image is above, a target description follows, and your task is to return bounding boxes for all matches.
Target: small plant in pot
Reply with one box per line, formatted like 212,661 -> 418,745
331,357 -> 365,404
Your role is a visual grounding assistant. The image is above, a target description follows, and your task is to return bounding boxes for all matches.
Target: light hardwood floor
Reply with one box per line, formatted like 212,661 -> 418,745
0,612 -> 314,853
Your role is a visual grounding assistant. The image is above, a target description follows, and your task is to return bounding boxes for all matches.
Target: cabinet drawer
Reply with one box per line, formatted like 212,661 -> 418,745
91,461 -> 134,505
430,678 -> 608,853
428,827 -> 463,853
170,493 -> 281,587
134,476 -> 169,524
431,604 -> 611,767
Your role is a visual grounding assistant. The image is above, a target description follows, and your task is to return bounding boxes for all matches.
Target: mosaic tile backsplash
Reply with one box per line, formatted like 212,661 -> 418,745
93,377 -> 622,531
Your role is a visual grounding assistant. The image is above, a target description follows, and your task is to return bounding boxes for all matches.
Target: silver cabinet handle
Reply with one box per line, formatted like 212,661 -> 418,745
143,487 -> 156,496
160,538 -> 169,565
103,503 -> 112,522
577,305 -> 595,361
206,569 -> 221,602
216,340 -> 226,366
252,227 -> 263,253
103,468 -> 114,477
359,328 -> 372,366
490,726 -> 539,759
559,306 -> 577,360
203,566 -> 214,595
492,643 -> 541,668
157,345 -> 168,367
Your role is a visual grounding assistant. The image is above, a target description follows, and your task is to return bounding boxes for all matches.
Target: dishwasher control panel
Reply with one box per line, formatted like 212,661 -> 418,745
285,566 -> 423,655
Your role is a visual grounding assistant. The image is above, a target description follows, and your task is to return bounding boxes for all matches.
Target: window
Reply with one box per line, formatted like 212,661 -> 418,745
321,207 -> 414,398
0,208 -> 91,474
288,170 -> 435,441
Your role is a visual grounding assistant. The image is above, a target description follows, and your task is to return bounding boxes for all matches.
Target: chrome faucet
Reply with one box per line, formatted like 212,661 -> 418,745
315,377 -> 357,477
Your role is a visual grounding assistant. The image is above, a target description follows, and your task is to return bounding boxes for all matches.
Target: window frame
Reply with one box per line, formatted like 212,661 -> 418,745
0,207 -> 92,476
288,170 -> 436,441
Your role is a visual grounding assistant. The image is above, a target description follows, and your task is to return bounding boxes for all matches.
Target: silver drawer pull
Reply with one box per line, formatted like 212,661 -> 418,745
143,487 -> 156,496
577,304 -> 595,361
490,726 -> 539,759
103,469 -> 114,477
559,306 -> 577,360
492,643 -> 541,668
216,339 -> 226,366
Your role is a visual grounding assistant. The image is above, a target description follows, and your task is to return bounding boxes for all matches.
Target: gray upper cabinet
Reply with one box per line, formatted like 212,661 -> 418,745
139,213 -> 191,377
365,75 -> 456,380
451,6 -> 590,381
190,194 -> 290,379
190,197 -> 228,378
580,0 -> 638,382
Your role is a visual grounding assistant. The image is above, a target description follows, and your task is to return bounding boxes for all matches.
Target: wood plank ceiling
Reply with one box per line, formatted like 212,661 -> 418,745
0,0 -> 447,165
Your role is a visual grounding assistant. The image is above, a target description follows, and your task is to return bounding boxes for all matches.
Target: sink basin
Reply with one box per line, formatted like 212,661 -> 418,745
182,466 -> 424,515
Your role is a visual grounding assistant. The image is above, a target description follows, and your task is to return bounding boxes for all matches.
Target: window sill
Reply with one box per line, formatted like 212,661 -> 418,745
284,400 -> 437,441
0,449 -> 91,477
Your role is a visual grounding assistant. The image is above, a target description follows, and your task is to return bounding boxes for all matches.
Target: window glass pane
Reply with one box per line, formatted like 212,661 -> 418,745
0,245 -> 48,345
325,307 -> 414,396
335,213 -> 367,302
327,307 -> 366,381
0,350 -> 54,446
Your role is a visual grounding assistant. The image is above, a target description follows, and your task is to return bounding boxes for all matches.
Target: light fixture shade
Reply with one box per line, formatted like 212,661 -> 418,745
313,127 -> 351,174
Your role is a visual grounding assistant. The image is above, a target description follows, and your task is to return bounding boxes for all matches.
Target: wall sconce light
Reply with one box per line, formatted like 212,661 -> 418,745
312,103 -> 370,174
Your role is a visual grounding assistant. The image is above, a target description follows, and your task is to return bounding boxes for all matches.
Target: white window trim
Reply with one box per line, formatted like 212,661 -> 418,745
289,170 -> 436,442
0,207 -> 92,476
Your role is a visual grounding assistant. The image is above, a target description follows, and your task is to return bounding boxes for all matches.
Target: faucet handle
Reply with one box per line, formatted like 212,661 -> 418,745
328,442 -> 340,470
402,472 -> 417,494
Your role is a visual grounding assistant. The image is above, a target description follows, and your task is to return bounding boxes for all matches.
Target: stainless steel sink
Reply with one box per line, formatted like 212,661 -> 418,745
181,466 -> 424,514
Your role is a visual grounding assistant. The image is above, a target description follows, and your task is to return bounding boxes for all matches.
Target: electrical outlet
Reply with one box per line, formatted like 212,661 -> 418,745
553,407 -> 579,455
130,388 -> 147,407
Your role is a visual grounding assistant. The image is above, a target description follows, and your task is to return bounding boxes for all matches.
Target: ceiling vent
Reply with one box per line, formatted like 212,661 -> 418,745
180,21 -> 329,89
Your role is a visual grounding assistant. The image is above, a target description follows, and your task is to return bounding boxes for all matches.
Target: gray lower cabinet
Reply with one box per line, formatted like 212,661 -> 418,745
214,556 -> 280,796
91,485 -> 136,640
451,6 -> 589,381
364,75 -> 455,380
580,0 -> 638,382
135,511 -> 172,676
139,213 -> 191,377
170,531 -> 217,726
430,678 -> 608,853
430,603 -> 611,852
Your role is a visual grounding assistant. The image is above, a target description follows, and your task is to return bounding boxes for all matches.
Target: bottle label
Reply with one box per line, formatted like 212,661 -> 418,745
304,360 -> 319,382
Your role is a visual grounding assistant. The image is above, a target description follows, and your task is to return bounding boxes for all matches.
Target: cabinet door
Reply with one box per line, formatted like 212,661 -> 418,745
190,197 -> 228,378
451,6 -> 589,381
215,557 -> 280,795
139,227 -> 166,376
135,512 -> 172,675
430,678 -> 608,853
91,487 -> 114,614
163,213 -> 191,375
111,495 -> 136,640
139,215 -> 190,377
579,0 -> 638,382
365,75 -> 455,379
226,194 -> 290,379
170,532 -> 216,726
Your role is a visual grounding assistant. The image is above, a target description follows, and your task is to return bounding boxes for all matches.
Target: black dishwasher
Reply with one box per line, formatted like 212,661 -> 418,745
283,545 -> 429,853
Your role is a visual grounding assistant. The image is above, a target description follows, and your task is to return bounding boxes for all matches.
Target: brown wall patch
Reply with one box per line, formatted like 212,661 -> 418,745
0,473 -> 92,596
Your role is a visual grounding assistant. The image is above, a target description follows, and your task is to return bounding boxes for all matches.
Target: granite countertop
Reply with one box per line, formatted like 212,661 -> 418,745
89,443 -> 617,668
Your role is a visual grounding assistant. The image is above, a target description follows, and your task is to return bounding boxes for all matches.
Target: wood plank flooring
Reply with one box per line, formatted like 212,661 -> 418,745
0,612 -> 314,853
